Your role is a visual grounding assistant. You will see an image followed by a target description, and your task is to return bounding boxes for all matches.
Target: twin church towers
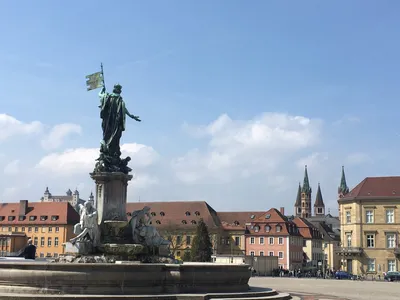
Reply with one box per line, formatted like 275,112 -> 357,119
294,165 -> 349,218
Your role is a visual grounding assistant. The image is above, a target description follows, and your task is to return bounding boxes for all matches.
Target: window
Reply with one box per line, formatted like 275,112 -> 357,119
7,216 -> 15,221
181,220 -> 187,224
254,226 -> 260,232
51,215 -> 59,221
269,237 -> 274,245
41,227 -> 46,233
365,210 -> 374,223
366,234 -> 374,248
303,239 -> 307,247
18,216 -> 25,221
55,227 -> 59,232
388,260 -> 396,272
259,237 -> 264,244
40,253 -> 44,258
185,211 -> 191,216
278,237 -> 283,245
278,251 -> 284,259
386,209 -> 394,224
28,227 -> 32,232
297,207 -> 301,214
34,237 -> 38,246
40,237 -> 45,247
48,227 -> 52,233
191,220 -> 196,225
151,212 -> 156,216
269,251 -> 274,256
367,259 -> 375,272
386,233 -> 396,248
250,237 -> 255,244
346,234 -> 352,247
21,227 -> 25,232
54,253 -> 58,258
29,216 -> 36,221
160,212 -> 165,216
260,251 -> 264,256
250,251 -> 255,256
47,237 -> 52,247
186,236 -> 191,245
14,227 -> 18,232
346,211 -> 351,224
176,236 -> 182,245
34,227 -> 38,233
265,225 -> 271,232
40,216 -> 47,221
156,220 -> 161,224
195,211 -> 200,216
7,227 -> 11,232
235,237 -> 240,246
317,207 -> 323,214
276,225 -> 281,232
54,237 -> 59,247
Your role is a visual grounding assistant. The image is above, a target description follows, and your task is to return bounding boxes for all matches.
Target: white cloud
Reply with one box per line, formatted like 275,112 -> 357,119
346,152 -> 372,165
0,114 -> 43,142
35,143 -> 159,177
173,113 -> 322,184
333,115 -> 360,126
41,123 -> 82,150
4,159 -> 20,175
296,152 -> 329,169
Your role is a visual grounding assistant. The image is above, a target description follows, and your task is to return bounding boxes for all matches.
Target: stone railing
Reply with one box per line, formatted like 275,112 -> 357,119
336,247 -> 363,255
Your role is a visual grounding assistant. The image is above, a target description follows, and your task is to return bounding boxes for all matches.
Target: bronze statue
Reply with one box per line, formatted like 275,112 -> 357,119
86,64 -> 141,174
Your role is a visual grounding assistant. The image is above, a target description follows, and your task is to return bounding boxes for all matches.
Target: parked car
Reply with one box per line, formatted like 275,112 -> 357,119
384,271 -> 400,282
335,271 -> 353,279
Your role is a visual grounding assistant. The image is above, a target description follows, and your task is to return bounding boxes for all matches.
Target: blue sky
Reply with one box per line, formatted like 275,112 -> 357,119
0,1 -> 399,213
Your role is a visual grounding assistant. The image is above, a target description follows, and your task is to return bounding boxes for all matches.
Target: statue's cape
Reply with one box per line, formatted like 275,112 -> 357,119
100,93 -> 126,146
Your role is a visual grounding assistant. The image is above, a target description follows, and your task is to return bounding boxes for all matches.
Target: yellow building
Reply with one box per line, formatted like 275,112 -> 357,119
338,176 -> 400,276
0,200 -> 79,258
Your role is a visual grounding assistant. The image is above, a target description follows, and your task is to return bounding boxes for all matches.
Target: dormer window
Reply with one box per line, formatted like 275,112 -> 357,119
151,212 -> 156,216
265,225 -> 271,232
8,216 -> 15,221
51,216 -> 59,221
254,225 -> 260,232
155,220 -> 161,224
234,221 -> 240,226
195,211 -> 200,216
40,216 -> 48,221
18,216 -> 25,221
0,216 -> 4,221
182,220 -> 187,224
276,225 -> 282,232
191,220 -> 197,225
265,214 -> 271,219
250,214 -> 255,219
29,216 -> 37,221
160,212 -> 165,216
185,211 -> 191,216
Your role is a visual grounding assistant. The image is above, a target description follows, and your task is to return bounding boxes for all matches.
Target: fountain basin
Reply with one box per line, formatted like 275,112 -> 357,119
0,262 -> 250,296
101,243 -> 146,256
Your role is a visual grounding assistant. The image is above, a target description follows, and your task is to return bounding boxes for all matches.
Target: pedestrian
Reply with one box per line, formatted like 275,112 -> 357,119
19,239 -> 36,260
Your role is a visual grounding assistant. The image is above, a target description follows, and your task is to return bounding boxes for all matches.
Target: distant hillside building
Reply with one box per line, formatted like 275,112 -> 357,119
40,187 -> 93,211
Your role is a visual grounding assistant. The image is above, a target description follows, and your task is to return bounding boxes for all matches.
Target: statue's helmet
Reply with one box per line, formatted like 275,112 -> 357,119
113,83 -> 122,94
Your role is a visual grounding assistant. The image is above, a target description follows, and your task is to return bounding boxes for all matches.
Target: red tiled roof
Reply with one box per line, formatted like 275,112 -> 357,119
292,217 -> 322,240
0,201 -> 79,226
217,211 -> 265,230
342,176 -> 400,199
126,201 -> 221,232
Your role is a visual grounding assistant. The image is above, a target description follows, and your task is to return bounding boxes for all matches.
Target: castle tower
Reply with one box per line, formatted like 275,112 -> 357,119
294,182 -> 302,216
66,189 -> 72,196
300,165 -> 312,218
72,189 -> 79,207
338,166 -> 349,198
43,187 -> 51,202
88,191 -> 95,206
314,183 -> 325,216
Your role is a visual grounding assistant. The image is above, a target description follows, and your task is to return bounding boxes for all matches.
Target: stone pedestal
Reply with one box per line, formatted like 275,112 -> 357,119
90,172 -> 133,225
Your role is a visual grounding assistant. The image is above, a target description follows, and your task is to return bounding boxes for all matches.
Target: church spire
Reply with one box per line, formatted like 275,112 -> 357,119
294,182 -> 301,216
301,165 -> 312,195
338,166 -> 349,198
314,183 -> 326,216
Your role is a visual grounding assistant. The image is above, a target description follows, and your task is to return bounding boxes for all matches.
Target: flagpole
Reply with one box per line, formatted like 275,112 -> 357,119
100,63 -> 106,89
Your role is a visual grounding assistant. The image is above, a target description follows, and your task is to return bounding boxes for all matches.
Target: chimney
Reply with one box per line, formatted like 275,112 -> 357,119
280,207 -> 285,215
19,200 -> 28,216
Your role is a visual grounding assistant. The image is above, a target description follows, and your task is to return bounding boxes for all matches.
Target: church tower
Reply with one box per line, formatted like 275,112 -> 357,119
300,165 -> 312,218
338,166 -> 350,198
294,182 -> 302,216
314,183 -> 325,216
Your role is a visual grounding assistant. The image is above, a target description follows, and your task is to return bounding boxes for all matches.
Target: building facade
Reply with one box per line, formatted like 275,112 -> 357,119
0,200 -> 79,258
40,187 -> 93,211
338,176 -> 400,276
244,208 -> 303,270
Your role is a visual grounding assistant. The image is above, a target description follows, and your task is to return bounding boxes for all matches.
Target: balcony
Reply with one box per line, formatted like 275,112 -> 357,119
336,247 -> 363,256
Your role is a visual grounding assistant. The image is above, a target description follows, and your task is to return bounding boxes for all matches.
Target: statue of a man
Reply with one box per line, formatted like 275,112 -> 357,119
71,201 -> 100,248
97,84 -> 141,169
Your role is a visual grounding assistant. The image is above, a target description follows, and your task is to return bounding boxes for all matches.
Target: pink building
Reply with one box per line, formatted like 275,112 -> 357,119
245,208 -> 303,270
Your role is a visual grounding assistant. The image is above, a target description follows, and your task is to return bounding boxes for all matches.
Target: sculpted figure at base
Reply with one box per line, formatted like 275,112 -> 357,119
130,207 -> 169,247
94,84 -> 140,174
70,201 -> 101,250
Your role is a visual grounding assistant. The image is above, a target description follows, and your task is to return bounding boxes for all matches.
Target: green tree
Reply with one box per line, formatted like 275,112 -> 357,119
190,219 -> 213,262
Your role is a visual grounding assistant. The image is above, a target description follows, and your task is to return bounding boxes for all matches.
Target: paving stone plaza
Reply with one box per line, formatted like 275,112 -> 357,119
250,277 -> 399,300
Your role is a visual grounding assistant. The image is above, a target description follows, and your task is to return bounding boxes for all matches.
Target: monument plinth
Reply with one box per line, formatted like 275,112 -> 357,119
90,172 -> 132,224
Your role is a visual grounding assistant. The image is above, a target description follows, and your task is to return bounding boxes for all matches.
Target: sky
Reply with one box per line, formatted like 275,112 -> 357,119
0,1 -> 399,214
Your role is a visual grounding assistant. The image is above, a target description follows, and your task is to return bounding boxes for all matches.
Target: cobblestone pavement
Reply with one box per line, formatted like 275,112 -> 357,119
249,277 -> 400,300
